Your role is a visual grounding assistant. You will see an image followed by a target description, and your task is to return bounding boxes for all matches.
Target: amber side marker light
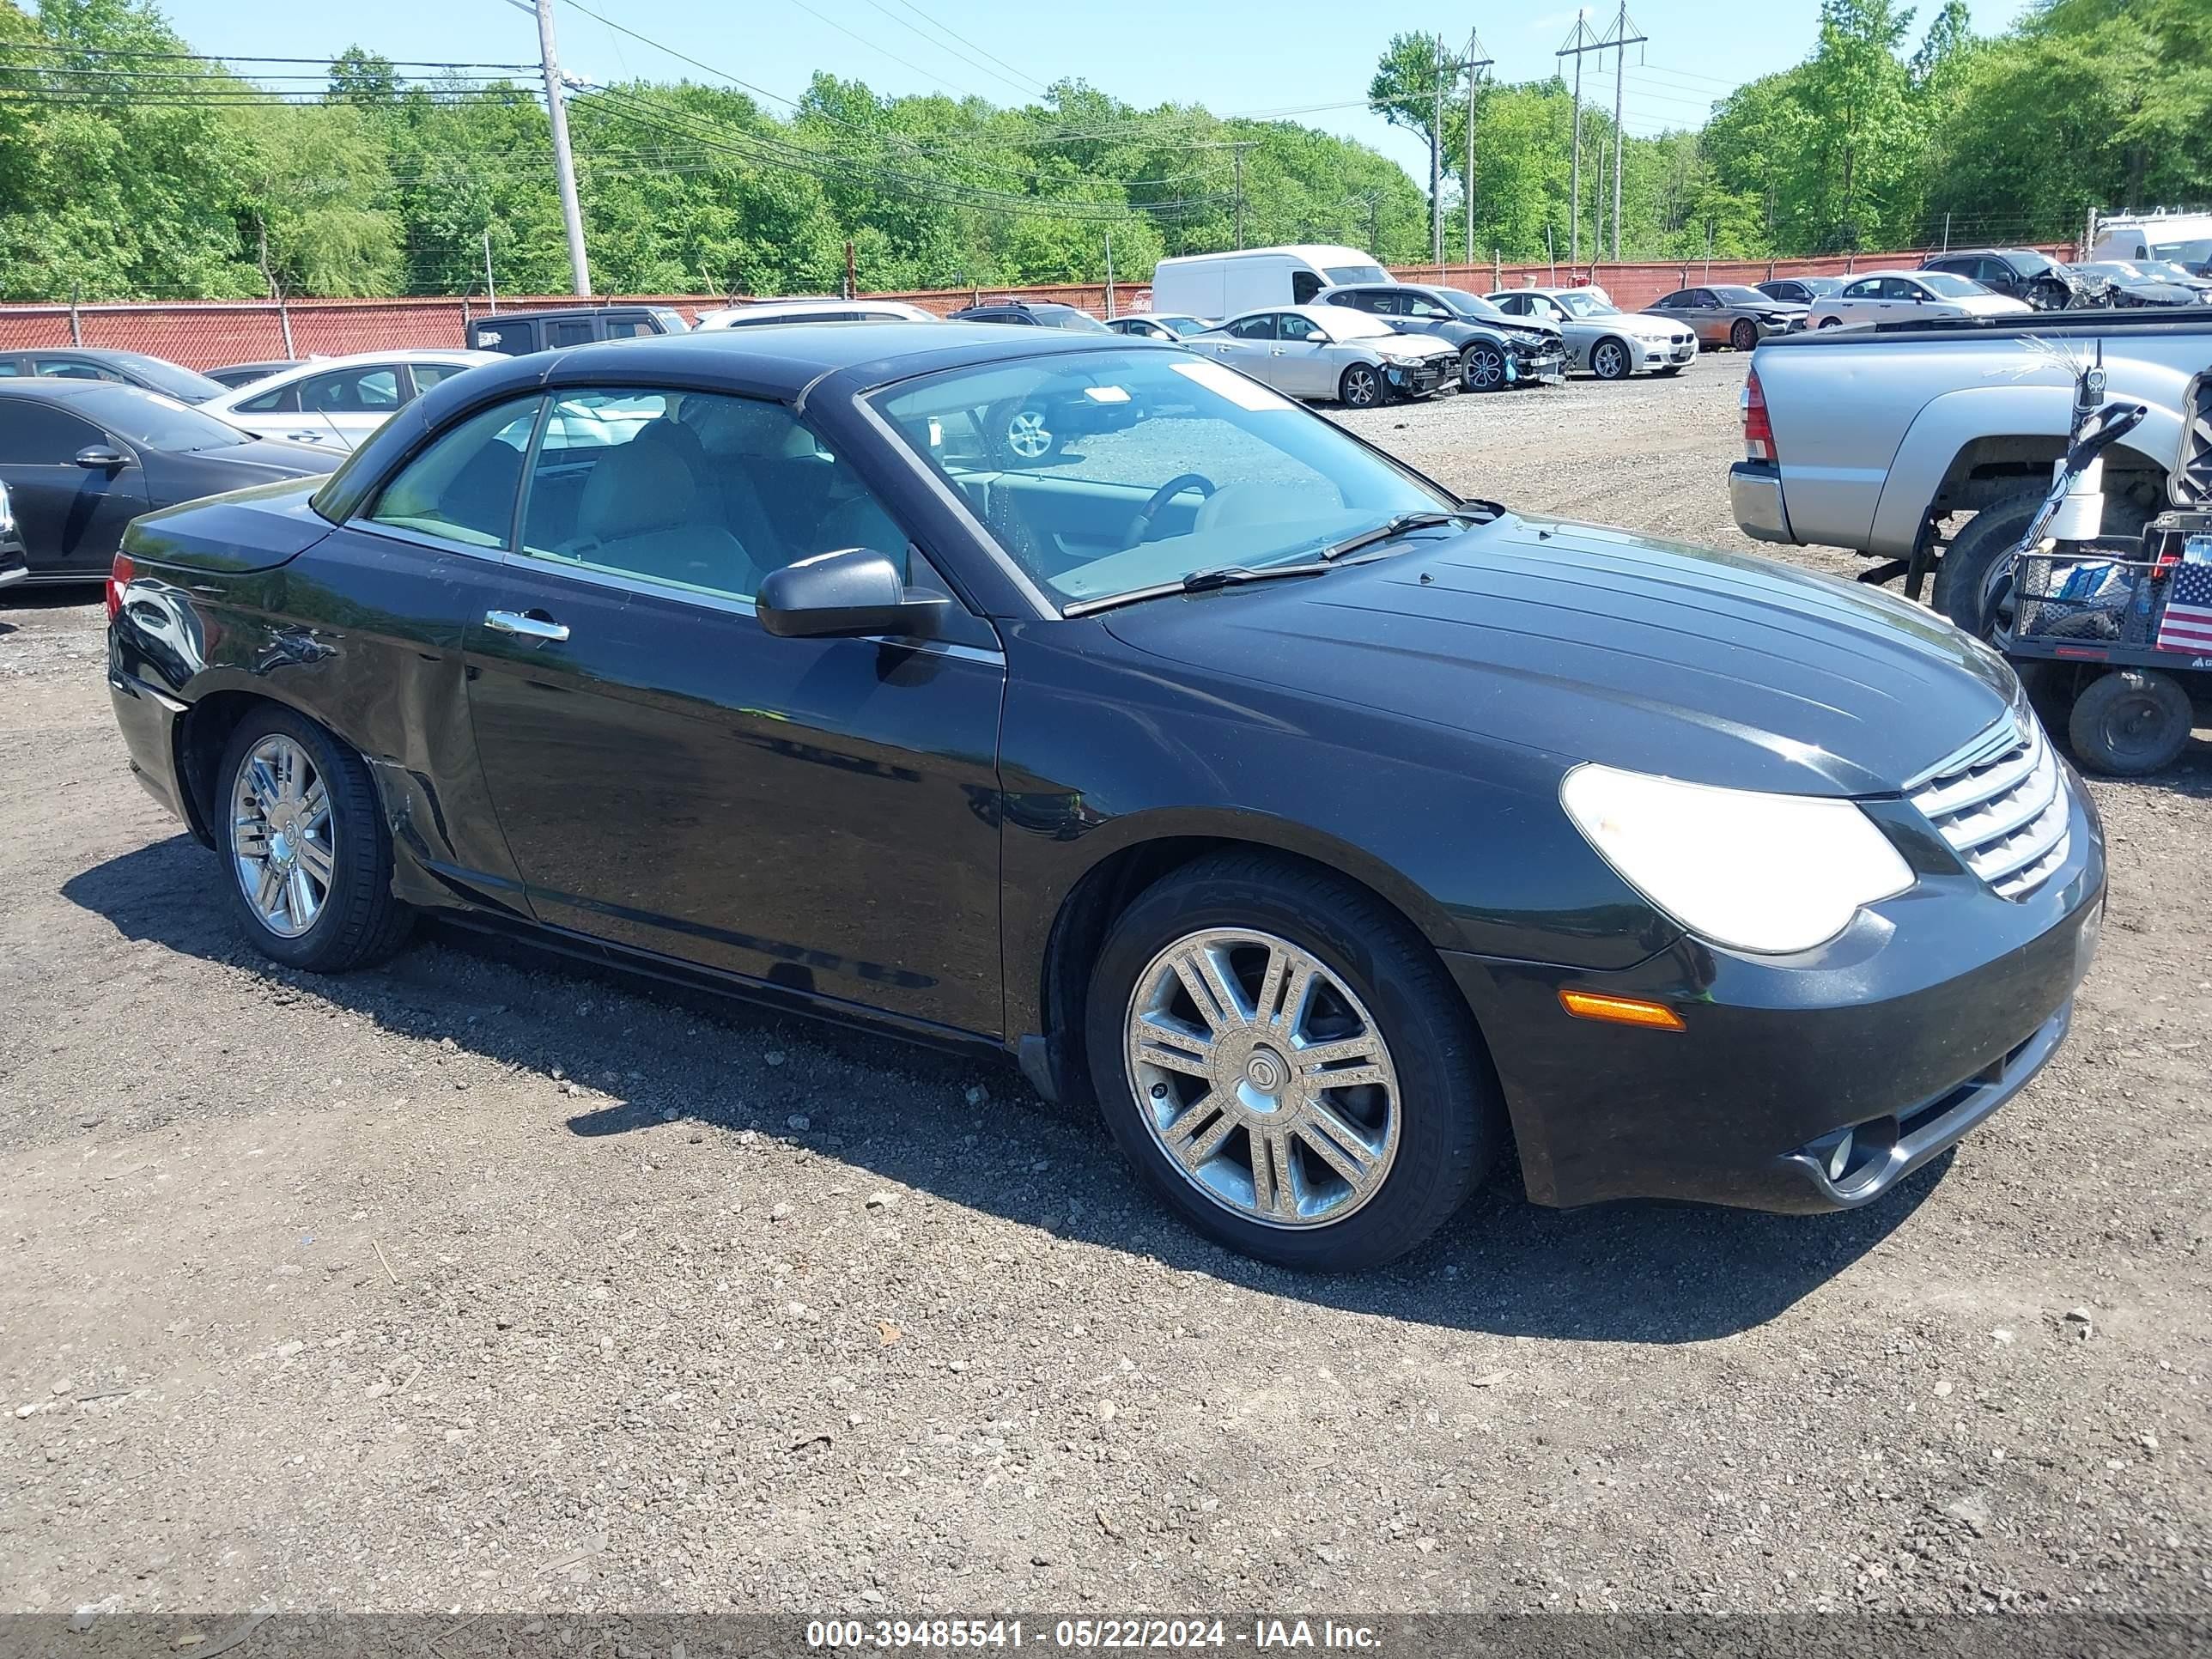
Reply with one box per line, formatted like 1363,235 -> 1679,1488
1558,990 -> 1686,1032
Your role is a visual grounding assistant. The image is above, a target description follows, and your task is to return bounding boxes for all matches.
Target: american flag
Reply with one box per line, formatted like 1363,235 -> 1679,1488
2156,544 -> 2212,654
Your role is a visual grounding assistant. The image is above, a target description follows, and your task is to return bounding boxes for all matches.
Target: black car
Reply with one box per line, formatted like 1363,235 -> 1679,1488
1316,283 -> 1568,392
0,478 -> 26,589
466,305 -> 690,356
105,324 -> 2104,1271
1754,276 -> 1843,307
1920,248 -> 2088,311
206,359 -> 305,390
0,347 -> 229,404
946,300 -> 1112,334
2067,261 -> 2206,308
0,381 -> 335,585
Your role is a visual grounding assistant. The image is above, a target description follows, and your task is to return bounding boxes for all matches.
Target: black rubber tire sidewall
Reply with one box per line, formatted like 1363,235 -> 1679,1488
1462,344 -> 1505,393
1590,337 -> 1630,380
1933,487 -> 2151,635
1730,319 -> 1759,352
217,704 -> 411,973
1340,364 -> 1385,408
2067,669 -> 2193,776
1082,854 -> 1497,1272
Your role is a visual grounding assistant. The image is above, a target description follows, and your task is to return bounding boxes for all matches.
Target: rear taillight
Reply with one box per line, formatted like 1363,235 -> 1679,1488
106,551 -> 132,622
1742,364 -> 1777,463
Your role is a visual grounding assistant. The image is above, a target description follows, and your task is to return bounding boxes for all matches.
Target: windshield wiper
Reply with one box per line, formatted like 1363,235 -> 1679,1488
1319,506 -> 1494,562
1063,560 -> 1339,617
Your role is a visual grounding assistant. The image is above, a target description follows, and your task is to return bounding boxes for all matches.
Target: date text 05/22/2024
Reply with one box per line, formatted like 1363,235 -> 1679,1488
805,1620 -> 1383,1650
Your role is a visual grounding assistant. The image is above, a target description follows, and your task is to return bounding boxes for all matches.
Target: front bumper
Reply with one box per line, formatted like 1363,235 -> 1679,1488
1384,358 -> 1451,398
1729,459 -> 1796,544
1512,349 -> 1568,385
1444,784 -> 2105,1212
1641,335 -> 1698,368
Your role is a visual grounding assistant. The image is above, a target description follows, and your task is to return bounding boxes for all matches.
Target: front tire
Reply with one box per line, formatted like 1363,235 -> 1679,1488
1729,318 -> 1759,352
1338,362 -> 1387,409
1461,343 -> 1507,393
2068,670 -> 2193,775
1083,853 -> 1498,1271
218,705 -> 411,973
1933,486 -> 2150,635
1589,337 -> 1632,380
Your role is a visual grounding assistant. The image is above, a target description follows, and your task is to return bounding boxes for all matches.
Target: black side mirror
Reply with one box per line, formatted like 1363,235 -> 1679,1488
75,445 -> 127,471
756,549 -> 947,641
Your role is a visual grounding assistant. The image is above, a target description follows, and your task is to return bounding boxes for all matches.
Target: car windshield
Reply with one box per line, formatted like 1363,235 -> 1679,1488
1322,264 -> 1389,286
2150,238 -> 2212,265
1044,308 -> 1112,333
1549,290 -> 1615,318
72,386 -> 257,452
1434,289 -> 1510,321
2139,259 -> 2204,283
106,354 -> 229,404
1712,286 -> 1771,305
1917,272 -> 1987,298
874,348 -> 1448,610
2009,251 -> 2060,276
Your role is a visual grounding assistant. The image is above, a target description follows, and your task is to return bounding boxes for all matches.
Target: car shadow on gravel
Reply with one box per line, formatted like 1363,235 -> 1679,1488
70,834 -> 1938,1346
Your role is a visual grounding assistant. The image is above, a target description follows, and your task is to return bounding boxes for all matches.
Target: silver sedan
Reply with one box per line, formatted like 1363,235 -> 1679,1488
1188,306 -> 1459,407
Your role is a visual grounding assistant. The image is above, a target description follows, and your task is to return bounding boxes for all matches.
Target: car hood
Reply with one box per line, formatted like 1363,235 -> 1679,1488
1099,514 -> 2016,798
1955,292 -> 2034,315
1370,334 -> 1457,361
1598,311 -> 1692,340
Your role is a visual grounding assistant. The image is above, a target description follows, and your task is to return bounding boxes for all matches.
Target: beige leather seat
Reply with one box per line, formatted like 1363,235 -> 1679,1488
567,425 -> 758,594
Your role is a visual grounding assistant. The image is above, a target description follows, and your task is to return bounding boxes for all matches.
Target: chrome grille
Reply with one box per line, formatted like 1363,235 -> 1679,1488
1907,715 -> 2070,901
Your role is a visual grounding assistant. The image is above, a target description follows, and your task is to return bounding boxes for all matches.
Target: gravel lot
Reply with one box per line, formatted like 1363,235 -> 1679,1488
4,361 -> 2211,1622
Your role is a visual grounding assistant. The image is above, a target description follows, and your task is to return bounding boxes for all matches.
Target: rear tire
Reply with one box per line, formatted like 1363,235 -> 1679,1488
2067,670 -> 2193,776
1932,486 -> 2149,635
1589,337 -> 1632,380
1083,852 -> 1498,1271
217,704 -> 412,973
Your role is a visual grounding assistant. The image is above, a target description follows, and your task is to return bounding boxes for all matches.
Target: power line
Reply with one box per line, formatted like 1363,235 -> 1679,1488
847,0 -> 1042,99
870,0 -> 1050,95
0,42 -> 535,70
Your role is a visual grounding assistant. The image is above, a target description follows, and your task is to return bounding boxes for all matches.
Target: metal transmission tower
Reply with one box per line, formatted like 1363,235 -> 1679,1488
1598,4 -> 1648,263
1463,31 -> 1494,266
1556,12 -> 1605,266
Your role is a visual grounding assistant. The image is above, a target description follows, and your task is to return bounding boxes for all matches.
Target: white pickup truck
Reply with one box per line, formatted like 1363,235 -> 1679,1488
1729,309 -> 2212,627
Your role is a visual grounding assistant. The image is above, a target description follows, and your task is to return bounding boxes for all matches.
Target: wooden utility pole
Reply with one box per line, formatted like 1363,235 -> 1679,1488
1601,5 -> 1646,263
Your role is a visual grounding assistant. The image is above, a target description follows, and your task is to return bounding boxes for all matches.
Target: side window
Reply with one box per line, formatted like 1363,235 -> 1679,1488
1842,278 -> 1880,299
1229,314 -> 1278,341
301,367 -> 402,413
0,400 -> 104,464
1653,290 -> 1687,308
1690,289 -> 1719,308
0,361 -> 16,376
410,362 -> 469,395
604,317 -> 654,339
33,358 -> 124,382
1290,270 -> 1322,304
1405,295 -> 1452,319
549,319 -> 596,347
514,389 -> 913,605
236,380 -> 301,414
1886,277 -> 1924,301
1278,313 -> 1322,342
364,394 -> 539,550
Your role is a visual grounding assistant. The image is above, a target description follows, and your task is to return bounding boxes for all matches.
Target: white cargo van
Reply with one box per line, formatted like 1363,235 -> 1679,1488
2091,210 -> 2212,272
1148,246 -> 1394,320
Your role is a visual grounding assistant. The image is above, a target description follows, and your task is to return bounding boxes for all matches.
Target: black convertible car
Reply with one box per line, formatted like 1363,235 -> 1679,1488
0,381 -> 333,584
105,324 -> 2105,1270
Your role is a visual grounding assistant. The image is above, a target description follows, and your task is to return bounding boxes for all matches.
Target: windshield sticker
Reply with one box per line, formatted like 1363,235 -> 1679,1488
1170,359 -> 1297,412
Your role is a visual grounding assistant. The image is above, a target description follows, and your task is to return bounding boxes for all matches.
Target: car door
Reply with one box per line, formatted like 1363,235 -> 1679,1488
0,397 -> 149,578
1272,312 -> 1339,397
1206,313 -> 1280,383
1683,289 -> 1729,344
457,385 -> 1008,1036
1832,277 -> 1883,324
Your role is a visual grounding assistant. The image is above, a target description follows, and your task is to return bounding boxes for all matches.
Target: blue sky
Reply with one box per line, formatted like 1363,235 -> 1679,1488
161,0 -> 2040,184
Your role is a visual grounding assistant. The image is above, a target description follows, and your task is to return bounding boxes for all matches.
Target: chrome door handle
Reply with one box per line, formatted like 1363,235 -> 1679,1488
484,609 -> 569,642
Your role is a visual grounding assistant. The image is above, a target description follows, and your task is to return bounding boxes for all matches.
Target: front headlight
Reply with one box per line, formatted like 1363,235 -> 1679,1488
1560,764 -> 1914,955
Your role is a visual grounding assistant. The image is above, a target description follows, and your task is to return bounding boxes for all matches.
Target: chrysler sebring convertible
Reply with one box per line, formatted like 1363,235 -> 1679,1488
104,324 -> 2104,1270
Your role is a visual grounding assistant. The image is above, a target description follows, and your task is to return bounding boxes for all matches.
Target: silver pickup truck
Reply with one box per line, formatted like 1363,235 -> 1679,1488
1730,310 -> 2212,626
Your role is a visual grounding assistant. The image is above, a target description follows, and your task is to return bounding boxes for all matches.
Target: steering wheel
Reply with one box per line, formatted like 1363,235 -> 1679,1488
1123,473 -> 1216,549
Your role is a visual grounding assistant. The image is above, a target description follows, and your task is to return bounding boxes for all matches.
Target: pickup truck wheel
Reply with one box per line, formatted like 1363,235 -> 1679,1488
2068,670 -> 2193,776
1933,487 -> 2149,635
1589,337 -> 1631,380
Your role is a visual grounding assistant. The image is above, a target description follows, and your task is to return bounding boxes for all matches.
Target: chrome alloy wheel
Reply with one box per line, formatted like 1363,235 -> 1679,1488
1005,408 -> 1054,459
1124,928 -> 1401,1229
1341,365 -> 1382,407
1591,339 -> 1629,379
230,734 -> 334,939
